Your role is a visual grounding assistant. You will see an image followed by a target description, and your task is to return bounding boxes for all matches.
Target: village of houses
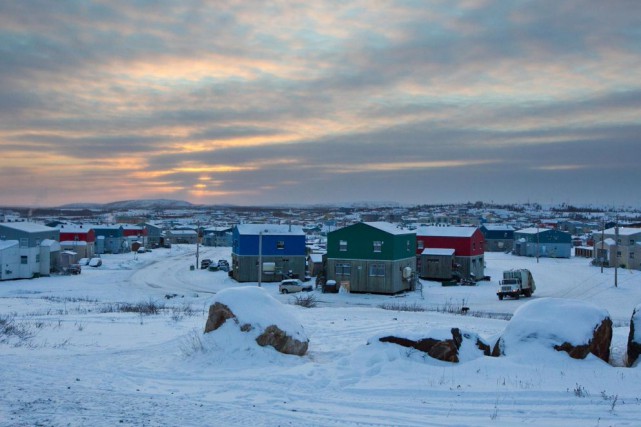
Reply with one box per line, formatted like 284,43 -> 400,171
1,201 -> 640,293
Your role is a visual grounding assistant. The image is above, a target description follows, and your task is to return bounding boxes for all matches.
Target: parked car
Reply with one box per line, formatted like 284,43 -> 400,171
68,264 -> 82,275
77,258 -> 90,266
279,278 -> 313,294
217,259 -> 230,272
201,259 -> 213,269
136,246 -> 146,254
89,258 -> 102,267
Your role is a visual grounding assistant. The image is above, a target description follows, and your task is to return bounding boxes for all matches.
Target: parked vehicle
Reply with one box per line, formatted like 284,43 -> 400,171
88,258 -> 102,267
217,259 -> 229,272
201,259 -> 213,269
68,264 -> 82,275
497,269 -> 535,300
77,258 -> 90,266
279,278 -> 313,294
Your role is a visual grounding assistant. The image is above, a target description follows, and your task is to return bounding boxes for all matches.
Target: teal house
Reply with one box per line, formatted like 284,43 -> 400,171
326,222 -> 416,294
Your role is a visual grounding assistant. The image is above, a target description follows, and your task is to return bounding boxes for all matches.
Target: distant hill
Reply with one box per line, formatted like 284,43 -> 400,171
58,199 -> 195,210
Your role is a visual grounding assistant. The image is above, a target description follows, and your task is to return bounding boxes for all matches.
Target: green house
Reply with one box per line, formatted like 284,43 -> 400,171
326,222 -> 416,294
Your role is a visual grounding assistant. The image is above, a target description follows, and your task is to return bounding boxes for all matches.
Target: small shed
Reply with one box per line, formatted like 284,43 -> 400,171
419,248 -> 455,280
307,253 -> 324,277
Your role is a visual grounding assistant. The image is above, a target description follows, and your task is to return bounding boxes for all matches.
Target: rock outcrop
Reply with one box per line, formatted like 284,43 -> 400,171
203,287 -> 309,357
627,305 -> 641,367
493,298 -> 612,362
204,302 -> 237,333
380,328 -> 490,363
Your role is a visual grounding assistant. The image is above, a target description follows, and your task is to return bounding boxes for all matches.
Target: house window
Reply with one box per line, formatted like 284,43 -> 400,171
276,241 -> 285,250
417,240 -> 424,250
339,240 -> 348,252
617,251 -> 621,258
21,256 -> 28,264
20,238 -> 28,247
369,263 -> 385,277
630,240 -> 635,245
36,254 -> 40,262
630,252 -> 635,259
335,262 -> 351,276
373,241 -> 382,253
407,240 -> 411,252
473,242 -> 476,250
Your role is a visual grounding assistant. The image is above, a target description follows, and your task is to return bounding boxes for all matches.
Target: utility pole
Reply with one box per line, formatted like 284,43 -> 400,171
614,223 -> 619,288
600,219 -> 605,274
536,223 -> 541,264
258,231 -> 263,287
196,221 -> 200,269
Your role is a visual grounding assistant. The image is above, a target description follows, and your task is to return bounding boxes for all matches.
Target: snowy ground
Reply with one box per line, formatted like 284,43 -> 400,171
1,245 -> 640,426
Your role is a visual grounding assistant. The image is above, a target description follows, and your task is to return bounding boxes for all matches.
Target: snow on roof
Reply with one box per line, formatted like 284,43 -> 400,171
121,224 -> 145,230
600,238 -> 616,246
205,226 -> 232,232
169,229 -> 197,236
0,240 -> 18,250
603,227 -> 641,236
60,241 -> 88,246
363,222 -> 413,235
236,224 -> 305,236
416,226 -> 477,238
421,248 -> 455,256
309,253 -> 323,263
0,222 -> 56,233
515,227 -> 548,234
482,224 -> 515,231
59,225 -> 93,233
40,239 -> 61,250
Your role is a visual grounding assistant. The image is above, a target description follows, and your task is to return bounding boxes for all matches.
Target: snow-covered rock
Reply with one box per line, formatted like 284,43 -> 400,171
627,304 -> 641,367
377,327 -> 491,363
494,298 -> 612,362
204,286 -> 309,356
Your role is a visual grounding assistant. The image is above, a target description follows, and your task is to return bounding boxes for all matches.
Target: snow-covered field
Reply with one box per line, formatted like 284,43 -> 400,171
1,245 -> 640,426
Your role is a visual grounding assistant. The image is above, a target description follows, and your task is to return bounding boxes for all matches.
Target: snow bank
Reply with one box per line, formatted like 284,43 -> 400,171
498,298 -> 611,360
372,327 -> 490,364
633,304 -> 641,344
210,286 -> 307,342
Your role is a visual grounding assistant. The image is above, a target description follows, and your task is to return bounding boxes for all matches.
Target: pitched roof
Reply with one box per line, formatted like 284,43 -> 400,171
482,224 -> 515,231
603,227 -> 641,236
416,226 -> 477,238
363,222 -> 413,236
0,240 -> 18,250
236,224 -> 305,236
421,248 -> 455,256
0,222 -> 56,233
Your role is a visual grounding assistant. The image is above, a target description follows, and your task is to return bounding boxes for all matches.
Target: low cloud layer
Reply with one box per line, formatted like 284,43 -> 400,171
1,0 -> 639,206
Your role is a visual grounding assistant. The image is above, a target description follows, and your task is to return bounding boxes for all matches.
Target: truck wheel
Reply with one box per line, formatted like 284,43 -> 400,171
524,289 -> 531,297
498,294 -> 503,300
514,294 -> 520,300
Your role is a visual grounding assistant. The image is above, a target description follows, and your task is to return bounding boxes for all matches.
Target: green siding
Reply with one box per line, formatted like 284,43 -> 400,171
327,222 -> 416,261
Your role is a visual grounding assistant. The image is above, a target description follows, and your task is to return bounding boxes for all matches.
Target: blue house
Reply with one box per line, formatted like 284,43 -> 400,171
92,225 -> 127,254
513,228 -> 572,258
231,224 -> 306,282
480,224 -> 515,252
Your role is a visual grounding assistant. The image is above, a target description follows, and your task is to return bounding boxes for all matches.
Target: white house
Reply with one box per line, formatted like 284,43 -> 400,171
0,240 -> 20,281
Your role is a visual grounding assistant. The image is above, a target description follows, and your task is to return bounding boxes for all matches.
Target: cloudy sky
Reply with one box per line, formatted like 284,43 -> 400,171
1,1 -> 640,207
